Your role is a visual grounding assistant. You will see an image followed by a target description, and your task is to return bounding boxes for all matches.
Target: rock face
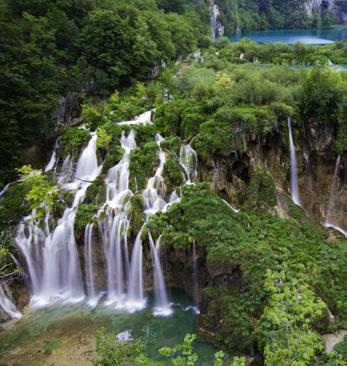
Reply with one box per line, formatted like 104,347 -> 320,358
305,0 -> 347,23
211,1 -> 224,40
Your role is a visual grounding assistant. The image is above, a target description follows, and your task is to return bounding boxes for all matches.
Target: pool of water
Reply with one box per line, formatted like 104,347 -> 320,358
0,290 -> 216,366
230,28 -> 347,44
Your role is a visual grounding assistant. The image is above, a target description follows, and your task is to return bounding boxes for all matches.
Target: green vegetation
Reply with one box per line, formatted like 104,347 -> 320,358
94,329 -> 245,366
0,0 -> 206,183
244,169 -> 276,211
148,184 -> 346,362
16,165 -> 58,220
75,203 -> 98,236
214,0 -> 337,35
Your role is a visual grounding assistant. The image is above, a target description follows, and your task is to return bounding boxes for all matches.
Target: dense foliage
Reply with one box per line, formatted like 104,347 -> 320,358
148,184 -> 346,364
0,0 -> 206,183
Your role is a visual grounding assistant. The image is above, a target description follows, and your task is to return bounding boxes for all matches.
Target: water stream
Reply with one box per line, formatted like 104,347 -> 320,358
0,283 -> 22,320
324,155 -> 347,237
288,118 -> 301,206
16,134 -> 102,307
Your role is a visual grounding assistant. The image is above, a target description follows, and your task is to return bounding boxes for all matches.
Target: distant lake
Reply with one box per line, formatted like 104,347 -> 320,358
230,28 -> 347,45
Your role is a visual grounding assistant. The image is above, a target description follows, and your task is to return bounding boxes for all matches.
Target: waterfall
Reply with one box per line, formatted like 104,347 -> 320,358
142,134 -> 168,215
100,131 -> 136,309
127,133 -> 173,312
126,225 -> 145,311
44,137 -> 60,172
118,110 -> 152,126
0,283 -> 22,320
179,144 -> 198,184
324,155 -> 347,237
149,234 -> 172,317
17,134 -> 102,307
288,118 -> 301,206
84,223 -> 102,307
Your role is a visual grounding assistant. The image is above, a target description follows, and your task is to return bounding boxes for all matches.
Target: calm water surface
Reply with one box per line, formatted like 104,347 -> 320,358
231,28 -> 347,44
0,289 -> 216,365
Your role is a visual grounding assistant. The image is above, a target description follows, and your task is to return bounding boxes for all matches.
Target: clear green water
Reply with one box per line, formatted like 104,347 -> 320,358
0,289 -> 216,365
230,28 -> 347,44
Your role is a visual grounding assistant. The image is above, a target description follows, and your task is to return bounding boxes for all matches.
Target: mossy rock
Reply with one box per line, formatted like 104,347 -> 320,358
129,142 -> 159,192
163,157 -> 183,192
243,169 -> 276,212
160,136 -> 181,155
75,203 -> 98,238
59,128 -> 90,158
129,194 -> 145,236
103,146 -> 125,172
86,176 -> 105,205
0,183 -> 30,229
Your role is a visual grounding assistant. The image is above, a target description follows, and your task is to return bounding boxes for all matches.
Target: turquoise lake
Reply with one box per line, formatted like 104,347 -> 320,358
231,28 -> 347,44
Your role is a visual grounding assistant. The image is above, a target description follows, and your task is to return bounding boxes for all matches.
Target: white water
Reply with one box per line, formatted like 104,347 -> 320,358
0,179 -> 25,198
117,110 -> 152,126
17,134 -> 102,307
179,144 -> 198,184
0,283 -> 22,320
324,155 -> 346,237
149,234 -> 172,316
84,223 -> 103,307
13,123 -> 189,315
127,225 -> 146,311
100,131 -> 136,309
44,137 -> 60,172
288,118 -> 301,206
143,134 -> 168,215
127,133 -> 175,313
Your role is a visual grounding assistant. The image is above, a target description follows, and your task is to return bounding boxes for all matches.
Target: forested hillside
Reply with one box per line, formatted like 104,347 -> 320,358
0,0 -> 209,184
1,0 -> 344,185
0,0 -> 346,365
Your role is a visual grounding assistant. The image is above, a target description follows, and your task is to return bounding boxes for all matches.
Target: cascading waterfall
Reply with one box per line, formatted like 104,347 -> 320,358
179,144 -> 198,184
84,223 -> 103,307
44,137 -> 60,172
149,234 -> 172,316
128,133 -> 175,313
100,130 -> 136,309
17,134 -> 102,307
12,111 -> 197,316
0,283 -> 22,320
324,155 -> 347,237
127,225 -> 145,311
288,118 -> 301,206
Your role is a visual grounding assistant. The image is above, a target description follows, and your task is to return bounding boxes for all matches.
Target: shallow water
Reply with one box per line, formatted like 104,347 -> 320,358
231,28 -> 347,44
0,289 -> 216,366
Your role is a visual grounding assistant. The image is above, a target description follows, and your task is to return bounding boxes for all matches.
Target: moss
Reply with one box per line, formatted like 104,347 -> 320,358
0,183 -> 30,229
160,136 -> 181,155
146,184 -> 345,353
288,198 -> 309,224
132,124 -> 157,148
163,157 -> 183,192
86,176 -> 105,205
75,203 -> 98,237
334,335 -> 347,360
60,128 -> 90,157
154,100 -> 188,137
129,141 -> 158,192
103,145 -> 125,172
243,169 -> 276,211
129,194 -> 145,236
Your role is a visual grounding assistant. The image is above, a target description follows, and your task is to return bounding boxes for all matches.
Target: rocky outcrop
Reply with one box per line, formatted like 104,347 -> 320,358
211,1 -> 224,40
305,0 -> 347,23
